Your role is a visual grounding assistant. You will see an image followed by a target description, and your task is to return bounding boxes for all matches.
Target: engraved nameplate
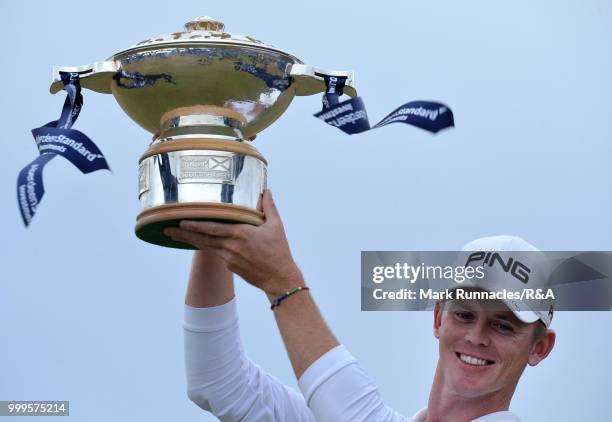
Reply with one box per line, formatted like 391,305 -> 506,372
138,160 -> 150,197
179,155 -> 234,184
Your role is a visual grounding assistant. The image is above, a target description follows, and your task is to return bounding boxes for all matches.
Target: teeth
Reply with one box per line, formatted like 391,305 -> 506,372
459,353 -> 488,366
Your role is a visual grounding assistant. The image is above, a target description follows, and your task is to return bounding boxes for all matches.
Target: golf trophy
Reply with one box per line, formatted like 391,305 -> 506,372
47,16 -> 356,249
19,16 -> 453,246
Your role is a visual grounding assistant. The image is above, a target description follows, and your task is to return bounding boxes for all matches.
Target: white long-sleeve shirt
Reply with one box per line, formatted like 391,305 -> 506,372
184,298 -> 520,422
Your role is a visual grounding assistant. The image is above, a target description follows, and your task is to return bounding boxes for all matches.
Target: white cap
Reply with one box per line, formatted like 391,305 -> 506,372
454,235 -> 554,327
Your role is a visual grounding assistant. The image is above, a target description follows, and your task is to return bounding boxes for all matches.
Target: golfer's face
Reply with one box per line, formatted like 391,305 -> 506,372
436,299 -> 537,398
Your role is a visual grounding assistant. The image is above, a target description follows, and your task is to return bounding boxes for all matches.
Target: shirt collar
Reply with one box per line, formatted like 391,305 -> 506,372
411,407 -> 521,422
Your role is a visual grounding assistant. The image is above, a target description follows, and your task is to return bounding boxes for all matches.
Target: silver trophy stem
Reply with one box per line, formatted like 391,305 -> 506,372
160,112 -> 246,140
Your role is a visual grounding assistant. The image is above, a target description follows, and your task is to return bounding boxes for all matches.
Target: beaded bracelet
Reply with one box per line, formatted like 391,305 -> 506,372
270,286 -> 310,310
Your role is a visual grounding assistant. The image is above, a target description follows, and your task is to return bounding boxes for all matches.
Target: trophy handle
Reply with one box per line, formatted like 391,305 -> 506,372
289,64 -> 357,97
49,61 -> 120,94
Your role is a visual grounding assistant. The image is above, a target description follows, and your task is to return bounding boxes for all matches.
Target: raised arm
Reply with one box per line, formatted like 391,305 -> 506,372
168,192 -> 338,378
178,248 -> 316,421
167,191 -> 409,422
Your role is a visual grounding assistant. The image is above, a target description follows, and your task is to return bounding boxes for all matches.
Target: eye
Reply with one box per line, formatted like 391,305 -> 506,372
492,321 -> 515,334
454,311 -> 474,322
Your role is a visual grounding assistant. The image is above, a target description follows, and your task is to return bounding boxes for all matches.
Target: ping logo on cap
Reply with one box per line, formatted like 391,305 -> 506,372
466,252 -> 531,284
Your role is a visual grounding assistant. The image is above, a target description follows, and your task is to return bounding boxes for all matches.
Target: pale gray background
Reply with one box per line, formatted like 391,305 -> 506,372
1,1 -> 611,421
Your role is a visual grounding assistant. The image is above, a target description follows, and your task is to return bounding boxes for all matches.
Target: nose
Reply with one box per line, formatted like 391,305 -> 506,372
464,321 -> 490,347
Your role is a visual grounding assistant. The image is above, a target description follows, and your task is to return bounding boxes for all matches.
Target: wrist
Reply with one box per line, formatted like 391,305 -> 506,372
186,250 -> 234,308
269,286 -> 310,310
264,270 -> 307,301
194,249 -> 226,267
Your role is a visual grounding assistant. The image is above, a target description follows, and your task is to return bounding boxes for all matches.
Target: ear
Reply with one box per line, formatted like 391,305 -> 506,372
433,302 -> 443,339
528,329 -> 556,366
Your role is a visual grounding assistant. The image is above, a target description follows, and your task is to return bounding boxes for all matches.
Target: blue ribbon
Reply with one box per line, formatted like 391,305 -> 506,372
17,72 -> 110,226
314,75 -> 455,135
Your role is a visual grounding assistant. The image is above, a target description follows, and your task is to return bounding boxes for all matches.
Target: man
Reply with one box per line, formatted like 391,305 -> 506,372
165,191 -> 556,421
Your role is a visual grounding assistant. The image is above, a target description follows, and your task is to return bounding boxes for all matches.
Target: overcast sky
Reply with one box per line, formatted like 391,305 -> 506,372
2,1 -> 611,420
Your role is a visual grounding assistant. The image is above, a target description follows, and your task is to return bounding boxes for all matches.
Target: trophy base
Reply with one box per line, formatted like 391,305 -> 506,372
135,202 -> 265,249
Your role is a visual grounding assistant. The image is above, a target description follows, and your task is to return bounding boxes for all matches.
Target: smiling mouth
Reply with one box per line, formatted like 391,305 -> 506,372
455,352 -> 495,366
